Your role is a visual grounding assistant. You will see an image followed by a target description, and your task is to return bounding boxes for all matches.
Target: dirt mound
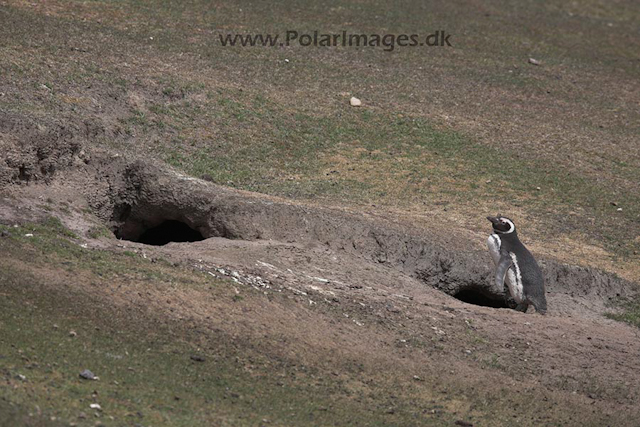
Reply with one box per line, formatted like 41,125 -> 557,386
73,155 -> 635,311
0,110 -> 89,186
1,124 -> 634,313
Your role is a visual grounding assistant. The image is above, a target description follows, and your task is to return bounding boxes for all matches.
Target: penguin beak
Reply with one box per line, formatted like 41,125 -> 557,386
486,216 -> 500,225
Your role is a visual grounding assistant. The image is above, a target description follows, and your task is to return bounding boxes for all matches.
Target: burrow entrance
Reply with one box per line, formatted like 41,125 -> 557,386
453,289 -> 510,309
110,197 -> 210,246
115,217 -> 206,246
136,220 -> 205,246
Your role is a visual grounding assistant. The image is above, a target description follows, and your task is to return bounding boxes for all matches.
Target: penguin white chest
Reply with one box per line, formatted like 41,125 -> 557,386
508,252 -> 525,302
487,234 -> 502,264
486,234 -> 523,303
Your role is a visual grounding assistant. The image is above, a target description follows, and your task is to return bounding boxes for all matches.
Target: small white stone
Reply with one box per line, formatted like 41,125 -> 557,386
349,96 -> 362,107
89,403 -> 101,410
617,207 -> 623,212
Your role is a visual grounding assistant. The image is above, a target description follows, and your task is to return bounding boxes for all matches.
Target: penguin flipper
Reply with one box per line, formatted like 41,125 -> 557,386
495,253 -> 513,291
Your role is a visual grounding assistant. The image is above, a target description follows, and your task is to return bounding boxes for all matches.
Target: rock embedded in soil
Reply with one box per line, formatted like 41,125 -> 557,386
79,369 -> 96,380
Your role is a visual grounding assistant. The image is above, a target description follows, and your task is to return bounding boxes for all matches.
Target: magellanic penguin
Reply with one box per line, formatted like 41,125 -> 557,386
486,215 -> 547,314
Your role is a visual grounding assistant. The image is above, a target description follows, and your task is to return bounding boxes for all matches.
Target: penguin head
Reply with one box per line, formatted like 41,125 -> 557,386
487,214 -> 516,234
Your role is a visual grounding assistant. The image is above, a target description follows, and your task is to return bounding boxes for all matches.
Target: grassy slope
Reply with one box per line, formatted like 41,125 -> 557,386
1,267 -> 402,427
1,0 -> 638,260
1,0 -> 640,423
0,221 -> 442,426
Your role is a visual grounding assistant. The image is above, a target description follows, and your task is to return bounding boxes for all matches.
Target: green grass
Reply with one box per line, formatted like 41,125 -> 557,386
147,91 -> 637,256
1,265 -> 392,427
1,0 -> 638,262
606,297 -> 640,328
0,219 -> 201,285
86,224 -> 113,239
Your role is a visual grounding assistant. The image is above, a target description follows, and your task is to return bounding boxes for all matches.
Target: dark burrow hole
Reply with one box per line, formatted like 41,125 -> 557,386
136,220 -> 205,246
453,289 -> 510,309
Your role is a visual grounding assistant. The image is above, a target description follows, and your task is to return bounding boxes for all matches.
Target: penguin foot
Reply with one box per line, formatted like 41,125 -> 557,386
514,303 -> 529,313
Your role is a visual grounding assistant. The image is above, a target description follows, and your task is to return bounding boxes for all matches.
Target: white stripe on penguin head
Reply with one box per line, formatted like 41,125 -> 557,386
497,218 -> 515,234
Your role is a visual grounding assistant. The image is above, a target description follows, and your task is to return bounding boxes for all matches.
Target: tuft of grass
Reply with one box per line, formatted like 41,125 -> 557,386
481,354 -> 505,371
605,297 -> 640,328
0,219 -> 184,281
87,225 -> 113,239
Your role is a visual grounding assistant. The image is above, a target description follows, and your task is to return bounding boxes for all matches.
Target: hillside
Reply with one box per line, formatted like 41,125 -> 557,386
1,1 -> 639,426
